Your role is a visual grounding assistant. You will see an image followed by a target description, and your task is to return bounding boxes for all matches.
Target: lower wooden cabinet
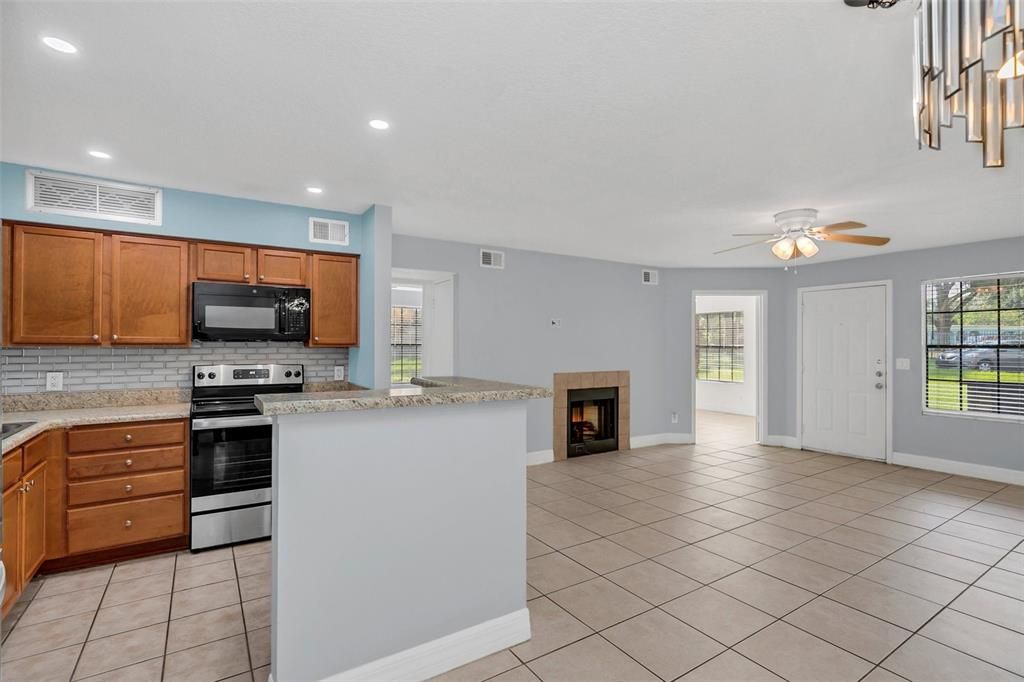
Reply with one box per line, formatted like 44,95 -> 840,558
67,494 -> 185,555
1,448 -> 47,615
2,479 -> 23,614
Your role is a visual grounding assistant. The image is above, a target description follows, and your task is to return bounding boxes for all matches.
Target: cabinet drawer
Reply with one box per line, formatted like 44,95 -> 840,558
2,449 -> 23,491
67,445 -> 185,480
67,494 -> 185,555
68,470 -> 185,506
68,421 -> 185,453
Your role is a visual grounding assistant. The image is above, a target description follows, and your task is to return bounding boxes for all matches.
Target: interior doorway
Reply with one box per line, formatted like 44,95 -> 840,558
390,268 -> 456,386
692,292 -> 765,446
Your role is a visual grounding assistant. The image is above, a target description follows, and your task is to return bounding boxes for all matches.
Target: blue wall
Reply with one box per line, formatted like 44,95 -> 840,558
1,162 -> 381,388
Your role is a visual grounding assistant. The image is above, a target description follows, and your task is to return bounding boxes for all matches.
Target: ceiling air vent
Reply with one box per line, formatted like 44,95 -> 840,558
641,269 -> 659,285
480,248 -> 505,269
308,217 -> 349,246
27,169 -> 162,225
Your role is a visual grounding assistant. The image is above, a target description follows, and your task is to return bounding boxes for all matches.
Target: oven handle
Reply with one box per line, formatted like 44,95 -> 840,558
191,416 -> 274,431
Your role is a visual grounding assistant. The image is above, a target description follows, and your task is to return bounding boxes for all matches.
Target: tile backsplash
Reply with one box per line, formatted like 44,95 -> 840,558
1,342 -> 348,394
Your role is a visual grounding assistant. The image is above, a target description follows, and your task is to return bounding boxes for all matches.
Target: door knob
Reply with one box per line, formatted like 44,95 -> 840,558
875,382 -> 884,389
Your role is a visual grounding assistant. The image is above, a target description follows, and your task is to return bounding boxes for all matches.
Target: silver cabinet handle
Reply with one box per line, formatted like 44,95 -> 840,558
91,334 -> 100,341
259,274 -> 265,280
244,272 -> 251,279
124,458 -> 133,467
314,336 -> 320,342
124,484 -> 133,493
124,434 -> 133,442
124,520 -> 133,528
112,334 -> 119,341
191,416 -> 273,431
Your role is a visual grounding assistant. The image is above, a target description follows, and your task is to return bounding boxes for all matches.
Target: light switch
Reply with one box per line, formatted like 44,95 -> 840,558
896,358 -> 911,370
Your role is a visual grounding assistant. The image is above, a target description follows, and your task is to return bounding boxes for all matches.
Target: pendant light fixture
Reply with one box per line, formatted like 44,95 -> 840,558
771,238 -> 796,260
795,235 -> 820,258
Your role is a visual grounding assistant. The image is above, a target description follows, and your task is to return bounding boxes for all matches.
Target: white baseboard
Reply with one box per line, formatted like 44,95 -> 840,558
891,451 -> 1024,486
630,433 -> 695,448
526,449 -> 554,465
325,608 -> 530,682
762,435 -> 799,449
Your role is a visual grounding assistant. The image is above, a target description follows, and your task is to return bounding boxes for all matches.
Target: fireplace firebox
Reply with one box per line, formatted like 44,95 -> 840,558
567,387 -> 618,456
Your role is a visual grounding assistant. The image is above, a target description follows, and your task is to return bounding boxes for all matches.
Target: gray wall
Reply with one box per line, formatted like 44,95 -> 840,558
394,234 -> 1024,471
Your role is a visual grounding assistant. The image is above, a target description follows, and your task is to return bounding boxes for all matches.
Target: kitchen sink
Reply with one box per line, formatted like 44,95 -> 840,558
0,422 -> 36,439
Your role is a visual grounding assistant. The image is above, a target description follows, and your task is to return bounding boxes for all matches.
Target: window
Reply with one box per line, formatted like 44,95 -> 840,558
924,272 -> 1024,418
696,311 -> 744,382
390,305 -> 422,384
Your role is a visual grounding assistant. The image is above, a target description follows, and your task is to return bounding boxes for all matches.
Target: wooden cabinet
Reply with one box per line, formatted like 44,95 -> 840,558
1,444 -> 48,616
310,254 -> 359,346
21,461 -> 47,580
67,494 -> 184,555
256,248 -> 307,285
67,420 -> 186,453
111,235 -> 189,344
9,225 -> 103,344
194,242 -> 254,283
2,482 -> 22,614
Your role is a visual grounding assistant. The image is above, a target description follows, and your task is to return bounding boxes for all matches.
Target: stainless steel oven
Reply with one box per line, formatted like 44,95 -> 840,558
192,282 -> 310,342
189,364 -> 303,550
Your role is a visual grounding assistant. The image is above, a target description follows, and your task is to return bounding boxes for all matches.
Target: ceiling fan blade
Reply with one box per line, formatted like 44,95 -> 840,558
731,232 -> 778,237
713,239 -> 773,255
820,233 -> 890,246
810,221 -> 867,233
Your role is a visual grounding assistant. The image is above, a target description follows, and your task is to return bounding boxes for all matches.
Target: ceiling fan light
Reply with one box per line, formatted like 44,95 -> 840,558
795,235 -> 819,257
771,237 -> 796,260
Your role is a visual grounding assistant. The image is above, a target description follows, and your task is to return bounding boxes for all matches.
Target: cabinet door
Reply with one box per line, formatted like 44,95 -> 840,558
195,243 -> 254,283
257,248 -> 307,286
10,225 -> 103,344
310,254 -> 359,346
2,483 -> 22,614
20,461 -> 46,581
111,235 -> 190,344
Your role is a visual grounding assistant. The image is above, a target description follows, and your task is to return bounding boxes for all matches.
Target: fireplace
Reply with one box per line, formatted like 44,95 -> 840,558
567,387 -> 618,456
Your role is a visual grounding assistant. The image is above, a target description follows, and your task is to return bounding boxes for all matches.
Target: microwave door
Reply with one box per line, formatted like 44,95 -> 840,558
195,294 -> 278,341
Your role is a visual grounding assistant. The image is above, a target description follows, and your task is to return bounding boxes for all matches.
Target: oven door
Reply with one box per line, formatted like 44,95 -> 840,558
190,415 -> 273,512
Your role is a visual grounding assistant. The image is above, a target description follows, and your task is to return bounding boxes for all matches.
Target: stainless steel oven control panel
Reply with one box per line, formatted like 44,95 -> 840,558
193,363 -> 304,387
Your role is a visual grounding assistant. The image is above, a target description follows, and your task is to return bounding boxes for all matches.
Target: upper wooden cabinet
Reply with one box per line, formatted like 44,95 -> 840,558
10,225 -> 103,344
310,254 -> 359,346
111,235 -> 189,344
194,242 -> 254,283
256,248 -> 307,285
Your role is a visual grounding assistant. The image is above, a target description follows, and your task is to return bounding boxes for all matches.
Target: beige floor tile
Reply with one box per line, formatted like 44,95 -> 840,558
889,544 -> 989,583
577,488 -> 637,510
234,554 -> 270,581
677,487 -> 735,505
648,516 -> 721,543
1,612 -> 92,662
248,625 -> 271,667
173,558 -> 237,591
744,490 -> 807,510
72,622 -> 167,680
548,577 -> 650,630
175,546 -> 234,570
784,597 -> 910,663
950,586 -> 1024,633
694,533 -> 778,565
527,585 -> 541,600
110,555 -> 176,584
936,519 -> 1022,549
166,603 -> 245,653
611,501 -> 677,525
653,545 -> 744,584
101,572 -> 173,608
761,510 -> 838,536
677,651 -> 784,681
711,568 -> 814,617
859,559 -> 966,604
219,673 -> 253,682
605,560 -> 701,605
527,519 -> 600,550
920,608 -> 1024,675
606,526 -> 684,557
715,498 -> 781,520
790,501 -> 863,524
976,566 -> 1024,599
1,644 -> 82,682
253,665 -> 271,682
859,667 -> 908,682
646,494 -> 707,515
527,505 -> 563,529
527,634 -> 659,682
603,609 -> 724,680
526,535 -> 555,559
561,538 -> 644,575
736,621 -> 873,682
571,510 -> 638,536
510,597 -> 592,662
89,594 -> 170,640
35,566 -> 113,599
19,586 -> 105,627
957,509 -> 1024,535
538,497 -> 604,520
170,578 -> 241,619
787,538 -> 880,573
526,553 -> 598,594
753,552 -> 851,593
76,657 -> 163,682
162,632 -> 251,682
731,521 -> 810,550
644,477 -> 694,494
870,505 -> 946,530
820,526 -> 907,556
242,595 -> 271,631
431,650 -> 520,682
684,506 -> 756,532
238,571 -> 271,601
825,576 -> 942,630
995,551 -> 1024,574
662,586 -> 775,646
233,539 -> 271,558
489,666 -> 540,681
882,634 -> 1021,682
847,515 -> 928,542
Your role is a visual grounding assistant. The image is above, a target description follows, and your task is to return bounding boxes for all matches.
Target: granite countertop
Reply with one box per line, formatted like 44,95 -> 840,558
2,403 -> 191,453
255,376 -> 552,415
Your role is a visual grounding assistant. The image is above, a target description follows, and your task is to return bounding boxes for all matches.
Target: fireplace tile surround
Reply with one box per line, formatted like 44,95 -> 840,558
553,371 -> 630,460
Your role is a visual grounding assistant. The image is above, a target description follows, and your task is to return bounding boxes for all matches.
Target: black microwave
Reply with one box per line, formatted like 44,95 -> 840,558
192,282 -> 311,342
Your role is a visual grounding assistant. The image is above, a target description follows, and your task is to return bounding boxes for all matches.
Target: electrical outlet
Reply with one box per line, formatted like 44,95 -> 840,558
550,319 -> 562,328
671,411 -> 679,424
334,366 -> 345,381
46,372 -> 63,391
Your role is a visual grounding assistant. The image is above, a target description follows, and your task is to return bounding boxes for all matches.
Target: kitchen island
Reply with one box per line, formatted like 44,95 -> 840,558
256,377 -> 551,682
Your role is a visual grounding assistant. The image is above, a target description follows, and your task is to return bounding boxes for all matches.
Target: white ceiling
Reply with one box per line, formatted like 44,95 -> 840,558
2,1 -> 1021,267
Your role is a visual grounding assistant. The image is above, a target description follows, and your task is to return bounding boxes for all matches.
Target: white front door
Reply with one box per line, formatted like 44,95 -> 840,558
801,285 -> 887,460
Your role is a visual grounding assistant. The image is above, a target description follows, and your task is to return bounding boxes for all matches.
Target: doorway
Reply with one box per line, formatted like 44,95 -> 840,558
692,292 -> 765,446
797,281 -> 891,461
390,268 -> 455,386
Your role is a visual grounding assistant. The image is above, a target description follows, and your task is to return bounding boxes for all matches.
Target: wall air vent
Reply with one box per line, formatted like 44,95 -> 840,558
480,249 -> 505,269
641,269 -> 659,285
27,169 -> 162,225
309,217 -> 349,246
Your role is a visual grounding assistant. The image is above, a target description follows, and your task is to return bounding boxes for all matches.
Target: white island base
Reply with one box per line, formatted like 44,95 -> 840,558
269,398 -> 532,681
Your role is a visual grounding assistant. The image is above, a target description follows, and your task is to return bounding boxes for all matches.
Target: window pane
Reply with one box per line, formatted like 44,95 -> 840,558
695,311 -> 744,383
961,278 -> 1000,311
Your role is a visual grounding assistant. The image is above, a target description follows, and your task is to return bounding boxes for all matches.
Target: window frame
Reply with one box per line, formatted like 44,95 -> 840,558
695,310 -> 745,383
390,304 -> 423,385
920,271 -> 1024,423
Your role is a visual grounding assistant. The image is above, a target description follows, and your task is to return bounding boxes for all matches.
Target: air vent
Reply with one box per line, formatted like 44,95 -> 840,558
480,249 -> 505,269
308,217 -> 349,246
27,170 -> 162,225
641,269 -> 659,285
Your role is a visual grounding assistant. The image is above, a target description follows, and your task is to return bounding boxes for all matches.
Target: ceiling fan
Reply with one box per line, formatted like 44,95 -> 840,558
714,208 -> 891,261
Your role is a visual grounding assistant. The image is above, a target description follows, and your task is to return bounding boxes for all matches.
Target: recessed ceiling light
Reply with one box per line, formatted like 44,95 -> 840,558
42,36 -> 77,54
88,150 -> 111,159
368,119 -> 390,130
306,186 -> 323,194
